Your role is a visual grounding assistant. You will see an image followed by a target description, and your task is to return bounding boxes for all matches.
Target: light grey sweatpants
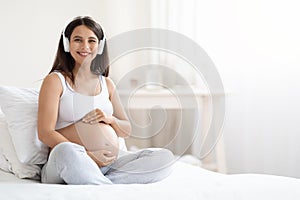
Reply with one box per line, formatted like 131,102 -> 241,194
41,142 -> 174,185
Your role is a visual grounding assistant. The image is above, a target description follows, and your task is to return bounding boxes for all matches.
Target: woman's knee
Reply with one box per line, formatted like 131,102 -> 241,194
50,142 -> 85,161
155,148 -> 175,165
161,148 -> 174,159
144,148 -> 175,172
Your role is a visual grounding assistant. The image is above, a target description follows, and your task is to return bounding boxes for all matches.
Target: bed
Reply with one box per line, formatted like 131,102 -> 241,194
1,161 -> 300,200
1,86 -> 300,199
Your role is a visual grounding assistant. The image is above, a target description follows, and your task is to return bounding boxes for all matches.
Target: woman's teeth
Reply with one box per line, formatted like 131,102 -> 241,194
78,52 -> 89,56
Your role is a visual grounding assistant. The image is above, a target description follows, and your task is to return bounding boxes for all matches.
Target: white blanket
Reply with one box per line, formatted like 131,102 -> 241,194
1,162 -> 300,200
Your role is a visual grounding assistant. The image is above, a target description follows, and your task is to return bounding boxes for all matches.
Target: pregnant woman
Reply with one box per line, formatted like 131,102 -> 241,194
37,16 -> 174,185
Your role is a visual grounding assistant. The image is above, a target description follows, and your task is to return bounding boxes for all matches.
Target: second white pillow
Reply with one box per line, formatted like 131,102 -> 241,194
0,86 -> 49,164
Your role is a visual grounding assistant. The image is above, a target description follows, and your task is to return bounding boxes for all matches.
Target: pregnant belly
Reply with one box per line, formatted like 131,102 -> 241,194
59,122 -> 119,158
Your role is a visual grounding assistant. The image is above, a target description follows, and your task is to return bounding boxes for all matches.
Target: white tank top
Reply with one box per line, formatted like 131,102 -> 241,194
53,71 -> 113,130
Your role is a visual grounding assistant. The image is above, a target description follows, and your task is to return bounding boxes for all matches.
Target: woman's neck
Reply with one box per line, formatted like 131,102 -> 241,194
73,63 -> 95,80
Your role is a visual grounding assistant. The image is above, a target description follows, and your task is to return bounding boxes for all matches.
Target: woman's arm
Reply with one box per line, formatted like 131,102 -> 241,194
37,73 -> 69,148
105,77 -> 132,138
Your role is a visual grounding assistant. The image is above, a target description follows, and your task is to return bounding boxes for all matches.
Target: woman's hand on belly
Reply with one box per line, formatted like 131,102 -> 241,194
82,108 -> 113,125
87,150 -> 116,167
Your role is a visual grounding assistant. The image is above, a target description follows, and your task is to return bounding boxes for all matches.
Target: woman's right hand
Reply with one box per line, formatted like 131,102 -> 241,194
87,150 -> 116,167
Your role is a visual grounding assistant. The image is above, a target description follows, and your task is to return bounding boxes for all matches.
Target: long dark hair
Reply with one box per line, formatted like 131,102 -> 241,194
49,16 -> 110,84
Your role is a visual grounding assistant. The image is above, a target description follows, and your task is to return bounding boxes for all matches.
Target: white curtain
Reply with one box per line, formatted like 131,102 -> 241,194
126,0 -> 211,159
125,0 -> 300,178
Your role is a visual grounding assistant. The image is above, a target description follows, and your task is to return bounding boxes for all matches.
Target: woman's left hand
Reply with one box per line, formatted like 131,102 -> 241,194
82,108 -> 114,125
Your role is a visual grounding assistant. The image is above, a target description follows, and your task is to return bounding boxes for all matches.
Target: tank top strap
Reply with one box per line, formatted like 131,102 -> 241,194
100,75 -> 110,98
52,71 -> 66,97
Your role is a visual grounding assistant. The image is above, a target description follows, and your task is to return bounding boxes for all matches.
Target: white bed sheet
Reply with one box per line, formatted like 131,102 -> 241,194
0,161 -> 300,200
0,169 -> 39,183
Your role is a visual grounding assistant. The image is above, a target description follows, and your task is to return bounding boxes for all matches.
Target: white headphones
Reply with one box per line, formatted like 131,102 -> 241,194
62,27 -> 106,55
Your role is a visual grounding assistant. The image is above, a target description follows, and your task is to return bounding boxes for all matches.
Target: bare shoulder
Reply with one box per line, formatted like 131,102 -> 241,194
104,77 -> 116,95
40,73 -> 63,95
104,76 -> 116,87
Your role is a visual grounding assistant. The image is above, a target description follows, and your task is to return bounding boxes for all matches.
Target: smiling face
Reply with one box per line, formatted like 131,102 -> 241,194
69,25 -> 99,67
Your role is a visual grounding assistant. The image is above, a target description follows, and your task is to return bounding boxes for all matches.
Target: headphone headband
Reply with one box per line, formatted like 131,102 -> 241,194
62,25 -> 106,55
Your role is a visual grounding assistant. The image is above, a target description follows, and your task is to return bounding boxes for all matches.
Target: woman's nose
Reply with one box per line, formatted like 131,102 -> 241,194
81,40 -> 90,50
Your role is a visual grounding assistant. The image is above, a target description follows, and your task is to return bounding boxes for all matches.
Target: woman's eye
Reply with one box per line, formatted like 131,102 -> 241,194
89,40 -> 97,43
74,39 -> 82,42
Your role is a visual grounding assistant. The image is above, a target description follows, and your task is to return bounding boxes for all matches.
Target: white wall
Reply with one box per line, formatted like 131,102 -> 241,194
1,0 -> 300,178
191,0 -> 300,177
0,0 -> 151,88
0,0 -> 99,87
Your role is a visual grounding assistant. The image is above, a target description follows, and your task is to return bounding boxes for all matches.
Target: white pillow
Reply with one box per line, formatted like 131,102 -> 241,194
0,86 -> 49,164
0,109 -> 10,172
0,152 -> 10,173
0,116 -> 12,173
0,116 -> 40,179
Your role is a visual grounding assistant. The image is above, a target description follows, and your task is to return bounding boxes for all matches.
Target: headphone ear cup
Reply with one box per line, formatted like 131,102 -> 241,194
62,32 -> 70,52
98,37 -> 106,55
